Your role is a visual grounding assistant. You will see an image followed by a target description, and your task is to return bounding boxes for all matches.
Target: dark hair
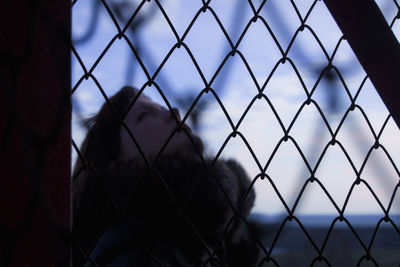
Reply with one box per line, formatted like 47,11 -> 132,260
72,86 -> 138,180
72,86 -> 139,263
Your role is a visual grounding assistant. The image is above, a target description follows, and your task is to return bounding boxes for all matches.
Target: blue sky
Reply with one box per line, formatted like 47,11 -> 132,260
72,0 -> 400,215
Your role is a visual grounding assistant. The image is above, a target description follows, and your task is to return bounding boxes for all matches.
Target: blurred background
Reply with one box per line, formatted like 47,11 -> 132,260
71,0 -> 400,265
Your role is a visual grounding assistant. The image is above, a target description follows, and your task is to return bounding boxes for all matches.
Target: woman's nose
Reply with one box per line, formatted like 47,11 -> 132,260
164,108 -> 181,123
172,108 -> 181,121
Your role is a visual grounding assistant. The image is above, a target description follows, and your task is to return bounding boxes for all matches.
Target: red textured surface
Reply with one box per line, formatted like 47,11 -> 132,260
0,0 -> 71,266
324,0 -> 400,128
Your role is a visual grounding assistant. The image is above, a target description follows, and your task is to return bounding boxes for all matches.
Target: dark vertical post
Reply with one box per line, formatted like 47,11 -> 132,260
0,0 -> 71,266
324,0 -> 400,128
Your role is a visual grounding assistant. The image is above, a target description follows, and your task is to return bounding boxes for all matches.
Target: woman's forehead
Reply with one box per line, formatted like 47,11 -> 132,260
132,95 -> 164,111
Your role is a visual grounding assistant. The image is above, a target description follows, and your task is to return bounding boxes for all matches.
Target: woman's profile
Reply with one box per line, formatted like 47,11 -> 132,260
72,86 -> 260,266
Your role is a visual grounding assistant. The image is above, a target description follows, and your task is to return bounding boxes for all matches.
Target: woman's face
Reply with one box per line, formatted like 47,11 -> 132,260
119,95 -> 201,160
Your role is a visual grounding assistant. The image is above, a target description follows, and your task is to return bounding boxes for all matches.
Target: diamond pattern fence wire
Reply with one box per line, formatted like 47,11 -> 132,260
71,0 -> 400,266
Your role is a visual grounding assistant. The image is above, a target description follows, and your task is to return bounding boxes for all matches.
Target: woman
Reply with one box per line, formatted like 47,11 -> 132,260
73,86 -> 260,266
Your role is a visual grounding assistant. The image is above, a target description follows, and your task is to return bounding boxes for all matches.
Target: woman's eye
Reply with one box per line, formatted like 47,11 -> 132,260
137,112 -> 148,121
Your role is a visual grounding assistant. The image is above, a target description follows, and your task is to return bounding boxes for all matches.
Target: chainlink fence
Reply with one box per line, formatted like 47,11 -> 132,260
71,0 -> 400,266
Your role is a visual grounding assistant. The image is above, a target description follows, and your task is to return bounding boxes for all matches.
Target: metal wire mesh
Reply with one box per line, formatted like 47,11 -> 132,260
71,0 -> 400,266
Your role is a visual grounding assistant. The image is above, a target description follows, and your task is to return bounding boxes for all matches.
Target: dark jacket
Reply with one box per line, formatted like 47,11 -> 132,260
77,155 -> 260,266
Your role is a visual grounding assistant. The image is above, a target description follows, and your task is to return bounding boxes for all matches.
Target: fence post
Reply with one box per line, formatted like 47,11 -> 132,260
0,0 -> 71,266
324,0 -> 400,128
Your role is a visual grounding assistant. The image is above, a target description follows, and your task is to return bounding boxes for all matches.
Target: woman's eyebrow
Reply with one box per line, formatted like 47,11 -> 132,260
135,104 -> 164,113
